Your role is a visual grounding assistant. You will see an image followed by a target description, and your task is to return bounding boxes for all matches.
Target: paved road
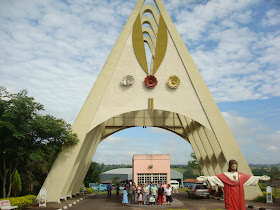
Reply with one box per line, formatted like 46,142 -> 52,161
70,193 -> 226,210
29,192 -> 280,210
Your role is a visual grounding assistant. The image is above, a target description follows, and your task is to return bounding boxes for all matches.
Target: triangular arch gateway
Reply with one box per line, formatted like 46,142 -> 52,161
39,0 -> 261,202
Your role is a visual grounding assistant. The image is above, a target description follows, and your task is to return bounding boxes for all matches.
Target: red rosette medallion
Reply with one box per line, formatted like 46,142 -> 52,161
144,75 -> 158,88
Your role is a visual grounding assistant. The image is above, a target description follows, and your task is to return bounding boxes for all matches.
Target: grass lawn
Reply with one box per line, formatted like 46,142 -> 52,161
178,187 -> 189,193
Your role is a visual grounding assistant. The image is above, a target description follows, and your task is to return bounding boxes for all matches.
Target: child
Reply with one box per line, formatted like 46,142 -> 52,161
122,187 -> 128,206
138,191 -> 143,205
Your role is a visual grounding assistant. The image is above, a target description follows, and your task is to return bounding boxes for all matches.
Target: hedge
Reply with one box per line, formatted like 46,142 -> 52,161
254,191 -> 275,203
0,195 -> 36,209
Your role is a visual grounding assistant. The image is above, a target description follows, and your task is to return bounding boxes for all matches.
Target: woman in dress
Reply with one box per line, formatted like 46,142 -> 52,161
122,187 -> 128,207
138,191 -> 143,205
137,184 -> 142,198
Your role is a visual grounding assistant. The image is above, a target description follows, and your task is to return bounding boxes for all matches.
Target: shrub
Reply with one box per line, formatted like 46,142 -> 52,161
255,195 -> 266,203
12,170 -> 22,197
254,191 -> 275,203
0,195 -> 37,209
86,188 -> 94,194
262,190 -> 275,197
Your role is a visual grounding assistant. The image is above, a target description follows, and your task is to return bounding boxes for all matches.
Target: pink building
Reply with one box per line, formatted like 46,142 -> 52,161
132,154 -> 170,186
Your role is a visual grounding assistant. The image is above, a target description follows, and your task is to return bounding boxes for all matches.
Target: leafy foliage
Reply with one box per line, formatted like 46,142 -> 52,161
84,162 -> 101,187
12,170 -> 22,197
187,152 -> 202,176
0,86 -> 78,198
0,195 -> 36,209
112,177 -> 121,186
254,191 -> 275,203
85,187 -> 94,194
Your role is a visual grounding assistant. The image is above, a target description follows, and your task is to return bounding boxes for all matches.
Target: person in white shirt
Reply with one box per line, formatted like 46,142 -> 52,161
164,184 -> 172,205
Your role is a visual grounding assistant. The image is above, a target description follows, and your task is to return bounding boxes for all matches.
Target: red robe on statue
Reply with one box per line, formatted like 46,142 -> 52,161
217,172 -> 251,210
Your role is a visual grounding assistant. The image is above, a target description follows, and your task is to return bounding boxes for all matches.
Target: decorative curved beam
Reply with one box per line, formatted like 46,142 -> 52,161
143,36 -> 155,57
142,27 -> 156,47
100,110 -> 191,141
152,15 -> 168,75
141,16 -> 158,35
140,4 -> 160,25
133,14 -> 149,74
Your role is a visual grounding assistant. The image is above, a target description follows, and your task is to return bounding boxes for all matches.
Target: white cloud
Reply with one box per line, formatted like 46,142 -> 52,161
0,0 -> 279,165
165,0 -> 280,102
262,9 -> 280,27
264,145 -> 278,151
105,136 -> 127,144
92,128 -> 193,164
222,111 -> 280,163
1,0 -> 279,119
0,0 -> 135,124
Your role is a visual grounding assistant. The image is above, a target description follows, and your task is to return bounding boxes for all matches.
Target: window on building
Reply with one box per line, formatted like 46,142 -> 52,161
137,173 -> 167,184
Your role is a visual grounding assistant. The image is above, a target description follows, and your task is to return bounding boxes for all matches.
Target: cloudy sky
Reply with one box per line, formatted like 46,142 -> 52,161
0,0 -> 279,165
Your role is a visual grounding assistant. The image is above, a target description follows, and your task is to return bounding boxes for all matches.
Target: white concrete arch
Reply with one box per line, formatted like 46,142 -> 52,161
142,27 -> 157,46
141,16 -> 158,35
39,0 -> 262,202
66,109 -> 227,197
143,36 -> 155,56
140,4 -> 160,25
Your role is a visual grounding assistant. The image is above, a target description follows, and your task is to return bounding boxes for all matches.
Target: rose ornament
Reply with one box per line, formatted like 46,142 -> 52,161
167,75 -> 180,88
121,75 -> 134,86
144,75 -> 158,88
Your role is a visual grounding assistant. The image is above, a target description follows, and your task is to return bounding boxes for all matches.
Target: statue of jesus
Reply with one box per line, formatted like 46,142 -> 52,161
197,159 -> 270,210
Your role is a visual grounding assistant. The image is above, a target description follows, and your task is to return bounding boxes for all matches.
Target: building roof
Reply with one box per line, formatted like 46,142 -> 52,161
170,169 -> 183,179
183,179 -> 198,183
102,168 -> 132,174
101,168 -> 183,179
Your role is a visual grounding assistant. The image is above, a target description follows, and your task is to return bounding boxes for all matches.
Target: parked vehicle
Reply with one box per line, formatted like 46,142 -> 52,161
170,180 -> 180,190
89,183 -> 107,191
188,183 -> 210,199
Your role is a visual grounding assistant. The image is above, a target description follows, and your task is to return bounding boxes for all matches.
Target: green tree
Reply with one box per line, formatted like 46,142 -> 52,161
183,168 -> 197,179
84,162 -> 101,187
112,177 -> 120,186
0,87 -> 78,198
12,170 -> 22,197
270,167 -> 279,178
187,152 -> 202,176
21,148 -> 56,195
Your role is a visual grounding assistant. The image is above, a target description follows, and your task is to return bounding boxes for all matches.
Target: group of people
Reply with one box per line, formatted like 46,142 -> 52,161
106,159 -> 270,209
121,181 -> 173,207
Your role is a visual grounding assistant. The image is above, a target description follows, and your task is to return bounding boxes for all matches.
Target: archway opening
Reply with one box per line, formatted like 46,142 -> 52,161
92,126 -> 193,164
